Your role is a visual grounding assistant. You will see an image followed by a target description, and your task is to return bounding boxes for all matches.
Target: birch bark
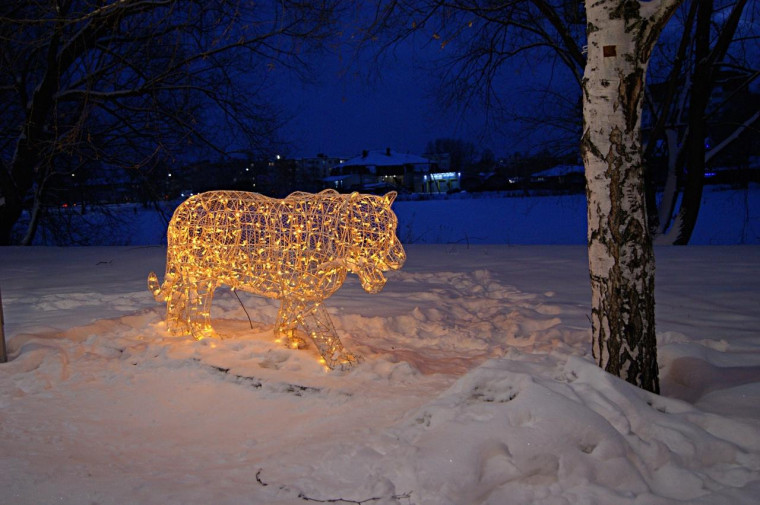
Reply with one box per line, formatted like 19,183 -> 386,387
581,0 -> 681,392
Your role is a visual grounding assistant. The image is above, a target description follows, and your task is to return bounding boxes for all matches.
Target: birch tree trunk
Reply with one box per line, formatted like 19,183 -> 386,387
581,0 -> 681,393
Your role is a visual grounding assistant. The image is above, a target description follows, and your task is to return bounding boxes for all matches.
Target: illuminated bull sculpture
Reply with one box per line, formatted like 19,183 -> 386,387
148,189 -> 405,369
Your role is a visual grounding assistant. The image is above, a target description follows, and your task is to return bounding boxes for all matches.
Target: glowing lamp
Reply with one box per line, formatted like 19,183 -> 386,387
148,189 -> 405,369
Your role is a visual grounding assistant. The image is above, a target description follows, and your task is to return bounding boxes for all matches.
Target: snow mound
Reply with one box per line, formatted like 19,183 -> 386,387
1,245 -> 759,504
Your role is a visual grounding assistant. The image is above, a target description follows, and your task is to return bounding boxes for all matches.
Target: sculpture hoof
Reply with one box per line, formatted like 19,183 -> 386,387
287,335 -> 309,350
327,352 -> 362,371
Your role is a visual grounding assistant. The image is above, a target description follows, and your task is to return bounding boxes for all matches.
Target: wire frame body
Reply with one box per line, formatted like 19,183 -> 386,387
148,189 -> 405,369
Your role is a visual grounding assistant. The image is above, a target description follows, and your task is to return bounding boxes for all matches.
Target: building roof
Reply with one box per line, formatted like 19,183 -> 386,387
532,165 -> 584,178
339,149 -> 430,168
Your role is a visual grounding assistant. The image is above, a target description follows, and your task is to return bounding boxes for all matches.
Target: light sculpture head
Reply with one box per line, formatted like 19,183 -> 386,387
148,189 -> 406,370
346,191 -> 406,294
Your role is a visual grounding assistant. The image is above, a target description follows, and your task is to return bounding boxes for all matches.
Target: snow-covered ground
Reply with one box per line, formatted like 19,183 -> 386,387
19,184 -> 760,246
1,243 -> 759,504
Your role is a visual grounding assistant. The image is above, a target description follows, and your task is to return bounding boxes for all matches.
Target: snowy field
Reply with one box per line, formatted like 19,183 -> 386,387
1,242 -> 760,504
19,184 -> 760,246
393,185 -> 760,245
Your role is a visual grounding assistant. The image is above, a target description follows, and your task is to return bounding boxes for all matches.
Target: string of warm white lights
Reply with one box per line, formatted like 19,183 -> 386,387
149,189 -> 405,370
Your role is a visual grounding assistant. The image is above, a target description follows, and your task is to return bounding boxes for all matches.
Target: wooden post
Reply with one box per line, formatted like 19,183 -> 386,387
0,286 -> 6,363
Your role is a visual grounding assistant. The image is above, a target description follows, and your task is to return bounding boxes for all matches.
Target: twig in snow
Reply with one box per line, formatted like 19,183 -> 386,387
255,469 -> 413,504
231,288 -> 254,329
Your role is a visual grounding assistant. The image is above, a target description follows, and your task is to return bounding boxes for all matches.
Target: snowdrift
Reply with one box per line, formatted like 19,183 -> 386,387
1,245 -> 759,504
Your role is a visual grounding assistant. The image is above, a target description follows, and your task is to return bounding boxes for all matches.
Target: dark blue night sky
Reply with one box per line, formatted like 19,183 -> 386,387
272,39 -> 576,159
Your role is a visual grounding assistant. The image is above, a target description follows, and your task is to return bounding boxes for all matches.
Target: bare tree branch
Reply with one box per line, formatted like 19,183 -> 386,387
0,0 -> 341,244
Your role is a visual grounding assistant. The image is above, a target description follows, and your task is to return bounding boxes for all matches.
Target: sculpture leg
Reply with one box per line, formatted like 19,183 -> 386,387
275,298 -> 309,349
187,279 -> 217,339
275,299 -> 360,370
165,283 -> 190,335
299,302 -> 360,370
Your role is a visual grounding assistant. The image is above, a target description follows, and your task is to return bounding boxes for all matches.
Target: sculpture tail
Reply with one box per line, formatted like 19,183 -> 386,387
148,271 -> 167,301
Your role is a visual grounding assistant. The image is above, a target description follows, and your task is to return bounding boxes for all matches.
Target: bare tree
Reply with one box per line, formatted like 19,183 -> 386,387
0,0 -> 339,245
365,0 -> 687,392
383,1 -> 757,249
643,0 -> 759,244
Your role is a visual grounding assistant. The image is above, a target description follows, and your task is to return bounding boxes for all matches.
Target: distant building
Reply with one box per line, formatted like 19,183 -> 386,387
170,158 -> 255,197
326,148 -> 460,194
170,155 -> 343,198
423,151 -> 452,172
287,154 -> 347,192
529,164 -> 585,192
295,153 -> 346,180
